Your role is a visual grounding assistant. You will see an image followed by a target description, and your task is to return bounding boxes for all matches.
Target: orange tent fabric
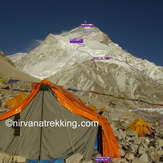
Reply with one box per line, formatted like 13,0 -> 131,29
87,105 -> 97,111
0,79 -> 120,160
31,82 -> 39,89
4,93 -> 28,109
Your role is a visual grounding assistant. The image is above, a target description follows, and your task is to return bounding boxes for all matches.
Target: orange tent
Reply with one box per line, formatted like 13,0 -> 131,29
0,79 -> 120,161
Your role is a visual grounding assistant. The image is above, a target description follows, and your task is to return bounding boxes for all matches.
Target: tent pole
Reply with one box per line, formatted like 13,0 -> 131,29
38,90 -> 44,162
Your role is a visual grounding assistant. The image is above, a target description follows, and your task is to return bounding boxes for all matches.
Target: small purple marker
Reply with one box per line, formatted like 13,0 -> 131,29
93,57 -> 110,60
70,38 -> 83,43
81,24 -> 94,27
95,156 -> 111,162
105,57 -> 110,60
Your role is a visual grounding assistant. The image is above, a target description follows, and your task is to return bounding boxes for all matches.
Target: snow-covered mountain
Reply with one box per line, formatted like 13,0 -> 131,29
8,26 -> 163,105
8,52 -> 27,62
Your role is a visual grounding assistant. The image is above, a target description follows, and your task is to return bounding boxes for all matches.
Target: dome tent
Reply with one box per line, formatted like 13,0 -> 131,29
0,79 -> 120,162
125,118 -> 153,137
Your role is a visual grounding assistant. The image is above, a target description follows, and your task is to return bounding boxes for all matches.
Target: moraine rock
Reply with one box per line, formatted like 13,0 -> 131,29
66,153 -> 84,163
81,160 -> 94,163
125,130 -> 138,137
149,150 -> 160,162
139,152 -> 150,162
138,146 -> 146,155
124,152 -> 135,160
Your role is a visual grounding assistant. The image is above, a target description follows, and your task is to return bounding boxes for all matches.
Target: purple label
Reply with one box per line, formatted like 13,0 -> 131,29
93,57 -> 110,60
81,24 -> 94,27
70,38 -> 83,43
105,57 -> 110,60
95,156 -> 111,162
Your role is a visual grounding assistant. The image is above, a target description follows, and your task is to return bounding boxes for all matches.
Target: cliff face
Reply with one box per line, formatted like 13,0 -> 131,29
0,50 -> 40,82
0,50 -> 15,67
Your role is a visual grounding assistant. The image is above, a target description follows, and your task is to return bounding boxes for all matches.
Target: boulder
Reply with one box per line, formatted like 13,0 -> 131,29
158,139 -> 163,147
81,160 -> 94,163
138,146 -> 146,155
139,153 -> 150,162
131,144 -> 138,153
149,151 -> 160,162
0,152 -> 10,163
125,130 -> 138,137
111,158 -> 128,163
116,129 -> 126,140
13,155 -> 26,162
132,158 -> 142,163
66,153 -> 84,163
0,82 -> 9,89
125,152 -> 135,160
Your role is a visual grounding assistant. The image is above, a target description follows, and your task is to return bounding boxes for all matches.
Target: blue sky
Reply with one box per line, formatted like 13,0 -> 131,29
0,0 -> 163,66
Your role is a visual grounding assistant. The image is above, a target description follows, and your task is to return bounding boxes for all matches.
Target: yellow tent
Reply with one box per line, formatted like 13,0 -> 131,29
125,118 -> 152,137
5,93 -> 28,109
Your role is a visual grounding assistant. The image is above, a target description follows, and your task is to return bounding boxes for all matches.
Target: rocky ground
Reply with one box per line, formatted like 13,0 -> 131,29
0,83 -> 163,163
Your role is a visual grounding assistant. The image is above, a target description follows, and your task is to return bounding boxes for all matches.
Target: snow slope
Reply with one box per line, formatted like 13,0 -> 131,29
8,26 -> 163,106
8,26 -> 163,83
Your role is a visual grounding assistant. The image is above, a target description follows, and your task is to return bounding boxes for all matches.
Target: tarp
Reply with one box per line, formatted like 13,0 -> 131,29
5,93 -> 28,109
125,118 -> 152,137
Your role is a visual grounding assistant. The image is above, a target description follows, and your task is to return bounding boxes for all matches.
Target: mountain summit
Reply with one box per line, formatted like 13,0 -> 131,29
8,26 -> 163,106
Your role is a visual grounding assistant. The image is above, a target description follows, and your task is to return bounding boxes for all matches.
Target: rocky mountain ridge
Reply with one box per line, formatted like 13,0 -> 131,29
8,26 -> 163,107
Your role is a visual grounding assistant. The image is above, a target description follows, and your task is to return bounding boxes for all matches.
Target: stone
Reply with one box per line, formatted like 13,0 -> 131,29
0,82 -> 9,89
158,150 -> 163,156
0,158 -> 3,163
109,112 -> 123,121
149,151 -> 160,161
130,144 -> 138,153
0,152 -> 10,163
137,137 -> 145,145
13,155 -> 26,162
160,155 -> 163,162
118,149 -> 125,156
125,130 -> 138,137
116,129 -> 125,140
138,146 -> 146,155
132,158 -> 142,163
125,152 -> 135,160
0,94 -> 3,99
158,139 -> 163,147
66,153 -> 84,163
139,153 -> 150,162
81,160 -> 94,163
112,158 -> 128,163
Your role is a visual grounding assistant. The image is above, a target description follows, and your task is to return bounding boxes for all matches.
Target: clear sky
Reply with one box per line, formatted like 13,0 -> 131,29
0,0 -> 163,66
